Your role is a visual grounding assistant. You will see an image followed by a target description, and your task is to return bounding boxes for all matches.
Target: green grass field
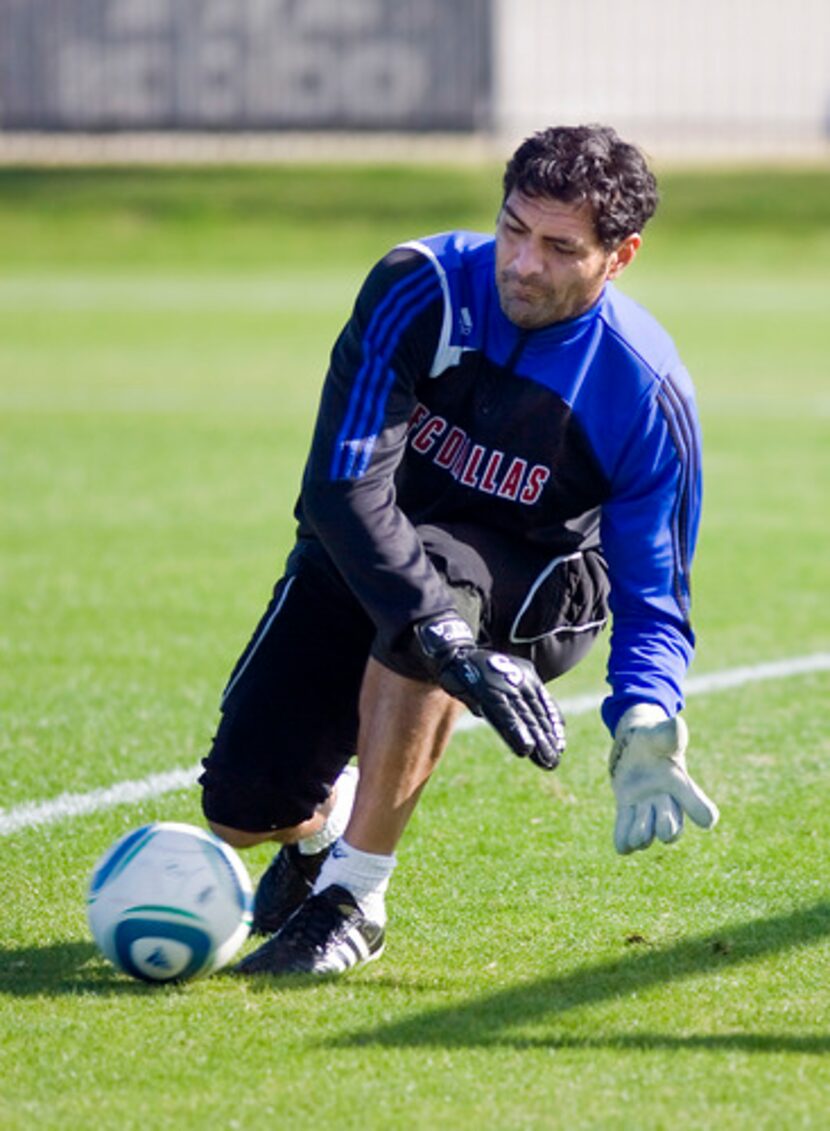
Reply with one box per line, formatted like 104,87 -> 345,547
1,161 -> 829,1130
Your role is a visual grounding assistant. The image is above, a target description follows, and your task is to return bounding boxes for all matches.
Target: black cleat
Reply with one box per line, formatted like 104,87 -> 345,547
237,884 -> 385,976
251,843 -> 330,936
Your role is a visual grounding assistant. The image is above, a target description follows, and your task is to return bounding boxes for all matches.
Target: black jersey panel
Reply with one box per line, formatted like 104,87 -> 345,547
397,355 -> 611,548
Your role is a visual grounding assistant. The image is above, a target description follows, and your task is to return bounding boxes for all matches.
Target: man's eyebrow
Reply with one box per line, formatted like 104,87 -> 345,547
502,202 -> 585,249
502,203 -> 529,229
546,233 -> 583,250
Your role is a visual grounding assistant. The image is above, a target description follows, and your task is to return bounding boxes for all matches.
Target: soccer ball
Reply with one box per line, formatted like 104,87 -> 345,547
87,821 -> 253,983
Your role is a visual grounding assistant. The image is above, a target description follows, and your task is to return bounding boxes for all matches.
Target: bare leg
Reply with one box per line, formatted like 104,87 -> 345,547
234,658 -> 463,973
344,657 -> 464,856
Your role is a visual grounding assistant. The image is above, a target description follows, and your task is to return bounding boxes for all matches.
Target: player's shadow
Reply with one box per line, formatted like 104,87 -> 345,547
0,941 -> 168,997
330,899 -> 830,1055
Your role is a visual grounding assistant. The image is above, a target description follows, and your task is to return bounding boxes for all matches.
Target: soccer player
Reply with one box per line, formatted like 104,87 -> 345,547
199,124 -> 719,977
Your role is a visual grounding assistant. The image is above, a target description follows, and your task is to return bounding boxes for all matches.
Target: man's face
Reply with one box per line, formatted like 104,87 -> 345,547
495,190 -> 640,329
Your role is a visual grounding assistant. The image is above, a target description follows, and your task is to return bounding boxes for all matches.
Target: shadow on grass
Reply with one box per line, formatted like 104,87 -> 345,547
0,941 -> 187,997
6,899 -> 830,1051
0,938 -> 358,997
327,900 -> 830,1054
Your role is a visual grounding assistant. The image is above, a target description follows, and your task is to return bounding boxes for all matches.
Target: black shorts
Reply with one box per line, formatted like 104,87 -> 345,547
199,527 -> 608,834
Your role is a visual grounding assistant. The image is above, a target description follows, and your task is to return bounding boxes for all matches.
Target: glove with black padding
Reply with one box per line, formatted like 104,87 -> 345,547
415,613 -> 566,770
609,703 -> 719,854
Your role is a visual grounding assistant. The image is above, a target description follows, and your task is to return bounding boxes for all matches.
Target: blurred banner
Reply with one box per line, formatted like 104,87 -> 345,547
0,0 -> 492,130
1,0 -> 827,156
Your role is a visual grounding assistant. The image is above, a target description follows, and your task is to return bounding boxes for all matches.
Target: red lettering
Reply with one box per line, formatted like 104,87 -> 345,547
450,438 -> 471,479
520,465 -> 551,505
496,457 -> 527,501
460,444 -> 486,487
479,450 -> 504,493
408,419 -> 549,509
412,416 -> 447,454
407,403 -> 429,434
434,426 -> 468,468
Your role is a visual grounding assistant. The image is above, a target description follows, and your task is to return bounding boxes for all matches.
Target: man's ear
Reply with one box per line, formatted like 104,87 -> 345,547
606,233 -> 642,280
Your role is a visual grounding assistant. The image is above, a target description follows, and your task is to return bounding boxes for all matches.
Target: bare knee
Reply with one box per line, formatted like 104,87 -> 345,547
207,821 -> 275,849
207,814 -> 327,851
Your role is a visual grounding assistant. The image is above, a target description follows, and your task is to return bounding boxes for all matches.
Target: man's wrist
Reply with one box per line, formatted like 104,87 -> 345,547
415,613 -> 476,668
615,702 -> 670,736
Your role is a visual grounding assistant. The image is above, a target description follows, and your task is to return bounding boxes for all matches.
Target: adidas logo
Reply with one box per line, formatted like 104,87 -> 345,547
144,947 -> 172,970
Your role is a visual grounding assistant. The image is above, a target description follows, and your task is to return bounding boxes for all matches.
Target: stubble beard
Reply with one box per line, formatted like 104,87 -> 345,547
497,272 -> 568,330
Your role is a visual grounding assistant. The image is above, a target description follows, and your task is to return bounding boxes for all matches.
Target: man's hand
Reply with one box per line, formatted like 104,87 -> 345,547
415,613 -> 565,770
609,703 -> 719,854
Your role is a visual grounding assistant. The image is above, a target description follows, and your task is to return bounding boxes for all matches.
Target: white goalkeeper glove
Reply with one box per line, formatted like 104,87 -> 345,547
609,703 -> 719,855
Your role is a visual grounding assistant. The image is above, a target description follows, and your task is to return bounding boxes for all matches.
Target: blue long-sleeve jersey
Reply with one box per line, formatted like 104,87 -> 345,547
296,231 -> 702,734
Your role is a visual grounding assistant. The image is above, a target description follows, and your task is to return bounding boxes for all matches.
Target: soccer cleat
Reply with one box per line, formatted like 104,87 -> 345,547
236,884 -> 385,976
251,843 -> 330,936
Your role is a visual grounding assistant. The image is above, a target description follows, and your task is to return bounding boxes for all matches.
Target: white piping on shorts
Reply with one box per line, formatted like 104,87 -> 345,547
509,551 -> 608,645
220,574 -> 296,708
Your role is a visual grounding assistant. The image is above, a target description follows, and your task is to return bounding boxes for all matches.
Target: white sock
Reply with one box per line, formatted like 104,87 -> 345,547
297,764 -> 359,856
313,837 -> 396,927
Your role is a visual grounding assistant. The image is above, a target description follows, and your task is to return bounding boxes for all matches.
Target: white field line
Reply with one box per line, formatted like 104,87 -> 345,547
2,651 -> 828,838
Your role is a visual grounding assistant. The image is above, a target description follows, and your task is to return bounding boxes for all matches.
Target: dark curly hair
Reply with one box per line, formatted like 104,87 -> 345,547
502,125 -> 659,249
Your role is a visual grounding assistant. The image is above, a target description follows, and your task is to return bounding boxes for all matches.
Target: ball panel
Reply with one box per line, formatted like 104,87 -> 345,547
199,836 -> 255,920
130,936 -> 194,981
88,823 -> 156,896
114,918 -> 213,982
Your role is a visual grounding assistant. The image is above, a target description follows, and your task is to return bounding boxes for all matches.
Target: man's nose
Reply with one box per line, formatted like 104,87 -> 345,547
511,238 -> 544,278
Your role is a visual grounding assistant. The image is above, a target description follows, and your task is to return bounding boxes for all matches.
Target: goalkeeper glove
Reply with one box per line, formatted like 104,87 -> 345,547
609,703 -> 719,855
415,613 -> 565,770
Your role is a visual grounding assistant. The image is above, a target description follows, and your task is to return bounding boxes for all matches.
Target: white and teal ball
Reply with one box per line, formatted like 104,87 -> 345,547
87,821 -> 253,983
